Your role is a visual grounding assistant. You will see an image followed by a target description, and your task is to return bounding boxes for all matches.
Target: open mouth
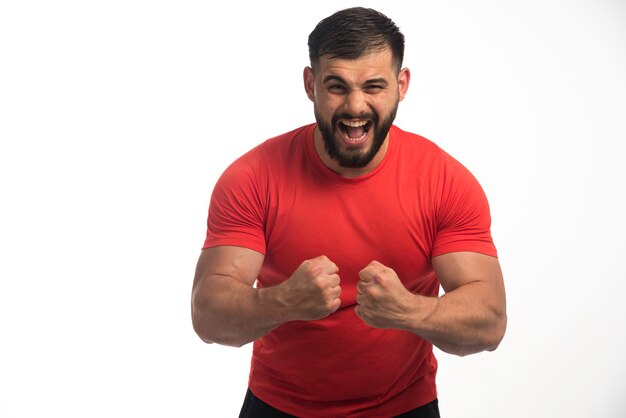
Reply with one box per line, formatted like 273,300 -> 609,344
338,120 -> 373,144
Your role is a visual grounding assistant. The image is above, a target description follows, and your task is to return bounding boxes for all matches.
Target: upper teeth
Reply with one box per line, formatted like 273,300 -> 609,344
342,120 -> 368,127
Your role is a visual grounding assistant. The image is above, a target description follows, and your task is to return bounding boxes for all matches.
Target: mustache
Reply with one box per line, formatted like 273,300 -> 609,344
331,112 -> 378,126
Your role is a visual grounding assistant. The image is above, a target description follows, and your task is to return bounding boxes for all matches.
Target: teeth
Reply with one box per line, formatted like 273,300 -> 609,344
342,120 -> 368,127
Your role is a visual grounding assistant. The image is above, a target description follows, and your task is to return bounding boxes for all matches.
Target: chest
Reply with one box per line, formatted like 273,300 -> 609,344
259,172 -> 438,293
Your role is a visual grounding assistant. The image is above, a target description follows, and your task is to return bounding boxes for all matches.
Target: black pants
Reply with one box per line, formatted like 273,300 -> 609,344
239,389 -> 440,418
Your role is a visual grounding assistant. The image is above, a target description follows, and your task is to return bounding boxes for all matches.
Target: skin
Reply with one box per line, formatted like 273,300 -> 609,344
356,255 -> 506,356
191,48 -> 507,355
303,48 -> 410,178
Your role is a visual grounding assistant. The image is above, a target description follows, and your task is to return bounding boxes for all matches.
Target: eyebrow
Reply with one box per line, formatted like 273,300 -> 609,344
322,75 -> 389,86
363,78 -> 389,86
322,75 -> 347,84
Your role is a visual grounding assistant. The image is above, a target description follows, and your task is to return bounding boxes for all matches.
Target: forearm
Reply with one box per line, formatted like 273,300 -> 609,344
191,275 -> 288,347
192,252 -> 342,347
406,283 -> 507,356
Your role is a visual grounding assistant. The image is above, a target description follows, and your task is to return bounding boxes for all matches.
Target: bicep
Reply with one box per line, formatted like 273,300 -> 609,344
432,152 -> 496,258
193,246 -> 265,291
432,252 -> 505,303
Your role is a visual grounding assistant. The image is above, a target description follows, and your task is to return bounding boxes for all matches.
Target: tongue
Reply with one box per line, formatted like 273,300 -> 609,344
346,125 -> 365,138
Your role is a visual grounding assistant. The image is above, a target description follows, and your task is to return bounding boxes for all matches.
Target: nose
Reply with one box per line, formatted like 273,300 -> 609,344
344,90 -> 368,116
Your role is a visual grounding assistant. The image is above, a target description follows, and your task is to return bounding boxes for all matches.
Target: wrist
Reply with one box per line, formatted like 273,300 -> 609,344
402,294 -> 438,334
257,283 -> 294,325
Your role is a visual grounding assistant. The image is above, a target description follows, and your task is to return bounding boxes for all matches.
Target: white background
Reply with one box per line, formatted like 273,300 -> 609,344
1,1 -> 625,417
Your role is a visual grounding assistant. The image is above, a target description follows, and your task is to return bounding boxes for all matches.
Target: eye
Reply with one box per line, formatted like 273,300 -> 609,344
327,84 -> 346,93
365,85 -> 384,92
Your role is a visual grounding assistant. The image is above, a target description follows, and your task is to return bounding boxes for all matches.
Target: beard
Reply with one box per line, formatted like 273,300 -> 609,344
314,103 -> 398,169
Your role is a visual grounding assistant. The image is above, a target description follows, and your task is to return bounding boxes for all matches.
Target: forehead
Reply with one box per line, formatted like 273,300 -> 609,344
316,48 -> 396,83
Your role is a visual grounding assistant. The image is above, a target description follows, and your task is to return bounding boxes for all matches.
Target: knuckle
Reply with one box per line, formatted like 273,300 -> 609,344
318,255 -> 329,262
305,264 -> 321,279
313,275 -> 327,288
299,261 -> 313,274
326,299 -> 339,312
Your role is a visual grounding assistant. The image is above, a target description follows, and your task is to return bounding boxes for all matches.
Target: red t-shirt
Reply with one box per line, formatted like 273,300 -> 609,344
203,124 -> 496,417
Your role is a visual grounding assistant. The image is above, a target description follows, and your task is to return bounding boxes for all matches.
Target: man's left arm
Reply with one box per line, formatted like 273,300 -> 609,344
355,251 -> 506,356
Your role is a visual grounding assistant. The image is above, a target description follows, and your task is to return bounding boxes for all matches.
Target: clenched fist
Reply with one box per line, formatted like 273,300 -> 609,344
355,260 -> 417,329
277,255 -> 342,321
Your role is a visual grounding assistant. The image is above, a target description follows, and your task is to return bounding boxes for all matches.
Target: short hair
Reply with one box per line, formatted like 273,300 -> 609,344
308,7 -> 405,73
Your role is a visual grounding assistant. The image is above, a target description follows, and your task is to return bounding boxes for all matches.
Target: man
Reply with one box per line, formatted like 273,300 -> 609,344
192,7 -> 506,418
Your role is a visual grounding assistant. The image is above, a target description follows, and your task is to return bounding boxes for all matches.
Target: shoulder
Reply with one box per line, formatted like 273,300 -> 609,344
220,124 -> 313,181
392,125 -> 440,150
261,124 -> 313,154
391,125 -> 462,174
391,125 -> 486,201
228,124 -> 312,171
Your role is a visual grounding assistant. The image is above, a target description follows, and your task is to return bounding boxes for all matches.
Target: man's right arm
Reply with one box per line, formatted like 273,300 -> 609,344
191,246 -> 341,347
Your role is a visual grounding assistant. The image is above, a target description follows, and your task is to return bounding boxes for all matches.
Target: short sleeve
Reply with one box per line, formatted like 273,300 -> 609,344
431,151 -> 497,258
202,149 -> 267,254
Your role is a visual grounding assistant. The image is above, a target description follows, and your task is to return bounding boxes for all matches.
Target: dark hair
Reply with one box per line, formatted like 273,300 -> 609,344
308,7 -> 405,73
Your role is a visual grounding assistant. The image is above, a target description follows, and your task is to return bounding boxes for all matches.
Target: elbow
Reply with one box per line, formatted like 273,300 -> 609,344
191,299 -> 220,345
191,308 -> 249,348
192,311 -> 216,345
191,279 -> 250,347
195,333 -> 247,348
193,318 -> 246,347
201,329 -> 250,348
195,331 -> 249,348
440,312 -> 508,357
486,311 -> 507,352
194,331 -> 216,345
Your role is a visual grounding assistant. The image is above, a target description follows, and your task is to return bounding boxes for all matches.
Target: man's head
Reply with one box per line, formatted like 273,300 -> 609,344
304,8 -> 409,175
308,7 -> 405,75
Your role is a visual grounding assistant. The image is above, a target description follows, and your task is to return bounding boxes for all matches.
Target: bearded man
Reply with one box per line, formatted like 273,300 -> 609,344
192,7 -> 507,418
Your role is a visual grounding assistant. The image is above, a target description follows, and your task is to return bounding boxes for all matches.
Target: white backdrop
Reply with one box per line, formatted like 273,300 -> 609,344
1,1 -> 625,417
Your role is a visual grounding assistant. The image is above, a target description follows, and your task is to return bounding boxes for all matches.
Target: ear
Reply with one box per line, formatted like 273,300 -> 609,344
397,67 -> 411,101
303,66 -> 316,102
